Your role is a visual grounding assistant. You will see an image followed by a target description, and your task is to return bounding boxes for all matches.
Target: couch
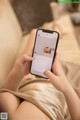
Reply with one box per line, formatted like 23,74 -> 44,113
0,0 -> 80,89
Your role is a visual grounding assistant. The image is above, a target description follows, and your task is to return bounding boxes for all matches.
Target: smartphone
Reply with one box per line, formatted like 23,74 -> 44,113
30,29 -> 59,79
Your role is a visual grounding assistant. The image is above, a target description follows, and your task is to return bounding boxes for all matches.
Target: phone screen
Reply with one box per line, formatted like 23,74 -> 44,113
30,29 -> 59,78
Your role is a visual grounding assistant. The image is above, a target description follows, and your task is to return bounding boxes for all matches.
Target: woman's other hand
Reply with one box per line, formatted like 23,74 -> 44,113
44,54 -> 70,93
2,54 -> 33,90
13,54 -> 33,79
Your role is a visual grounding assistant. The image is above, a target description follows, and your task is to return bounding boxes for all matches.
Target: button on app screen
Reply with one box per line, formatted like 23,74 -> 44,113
31,32 -> 58,78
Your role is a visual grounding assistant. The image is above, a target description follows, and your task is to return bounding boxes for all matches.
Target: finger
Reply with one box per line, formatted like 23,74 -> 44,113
26,55 -> 33,61
52,53 -> 59,75
20,55 -> 33,64
44,70 -> 57,80
53,52 -> 59,68
42,23 -> 50,29
52,53 -> 64,76
27,53 -> 32,56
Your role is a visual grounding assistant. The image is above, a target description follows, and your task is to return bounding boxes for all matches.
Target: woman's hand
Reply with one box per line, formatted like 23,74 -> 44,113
2,54 -> 33,90
13,54 -> 33,79
44,54 -> 80,120
44,54 -> 70,93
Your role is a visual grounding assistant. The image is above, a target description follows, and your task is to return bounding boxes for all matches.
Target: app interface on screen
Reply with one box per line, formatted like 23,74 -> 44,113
31,31 -> 58,78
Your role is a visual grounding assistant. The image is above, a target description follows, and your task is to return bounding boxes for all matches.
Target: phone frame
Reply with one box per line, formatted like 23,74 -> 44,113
30,29 -> 59,79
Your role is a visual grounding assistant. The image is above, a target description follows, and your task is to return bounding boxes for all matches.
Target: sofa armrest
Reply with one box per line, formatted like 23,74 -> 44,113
0,0 -> 22,87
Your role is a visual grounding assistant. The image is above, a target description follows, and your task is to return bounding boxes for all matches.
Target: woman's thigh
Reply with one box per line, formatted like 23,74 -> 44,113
14,100 -> 50,120
0,92 -> 21,119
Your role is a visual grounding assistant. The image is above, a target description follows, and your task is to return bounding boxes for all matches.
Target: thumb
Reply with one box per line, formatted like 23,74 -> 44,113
44,70 -> 57,80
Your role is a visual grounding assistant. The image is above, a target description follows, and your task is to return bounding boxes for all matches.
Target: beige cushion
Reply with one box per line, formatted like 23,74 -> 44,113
54,15 -> 80,65
18,15 -> 80,66
0,0 -> 22,86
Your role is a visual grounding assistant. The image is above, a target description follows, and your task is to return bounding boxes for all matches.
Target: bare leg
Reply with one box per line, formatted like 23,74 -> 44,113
0,92 -> 21,119
13,100 -> 50,120
0,92 -> 50,120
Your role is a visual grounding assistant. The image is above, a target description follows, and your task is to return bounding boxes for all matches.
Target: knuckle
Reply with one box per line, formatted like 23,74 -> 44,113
31,29 -> 37,34
23,54 -> 28,60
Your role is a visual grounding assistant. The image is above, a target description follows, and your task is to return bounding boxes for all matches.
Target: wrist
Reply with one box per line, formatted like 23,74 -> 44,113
12,68 -> 24,80
63,82 -> 72,96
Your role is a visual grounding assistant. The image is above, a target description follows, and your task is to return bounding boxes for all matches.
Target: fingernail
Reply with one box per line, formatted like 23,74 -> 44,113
43,71 -> 48,75
43,71 -> 46,75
